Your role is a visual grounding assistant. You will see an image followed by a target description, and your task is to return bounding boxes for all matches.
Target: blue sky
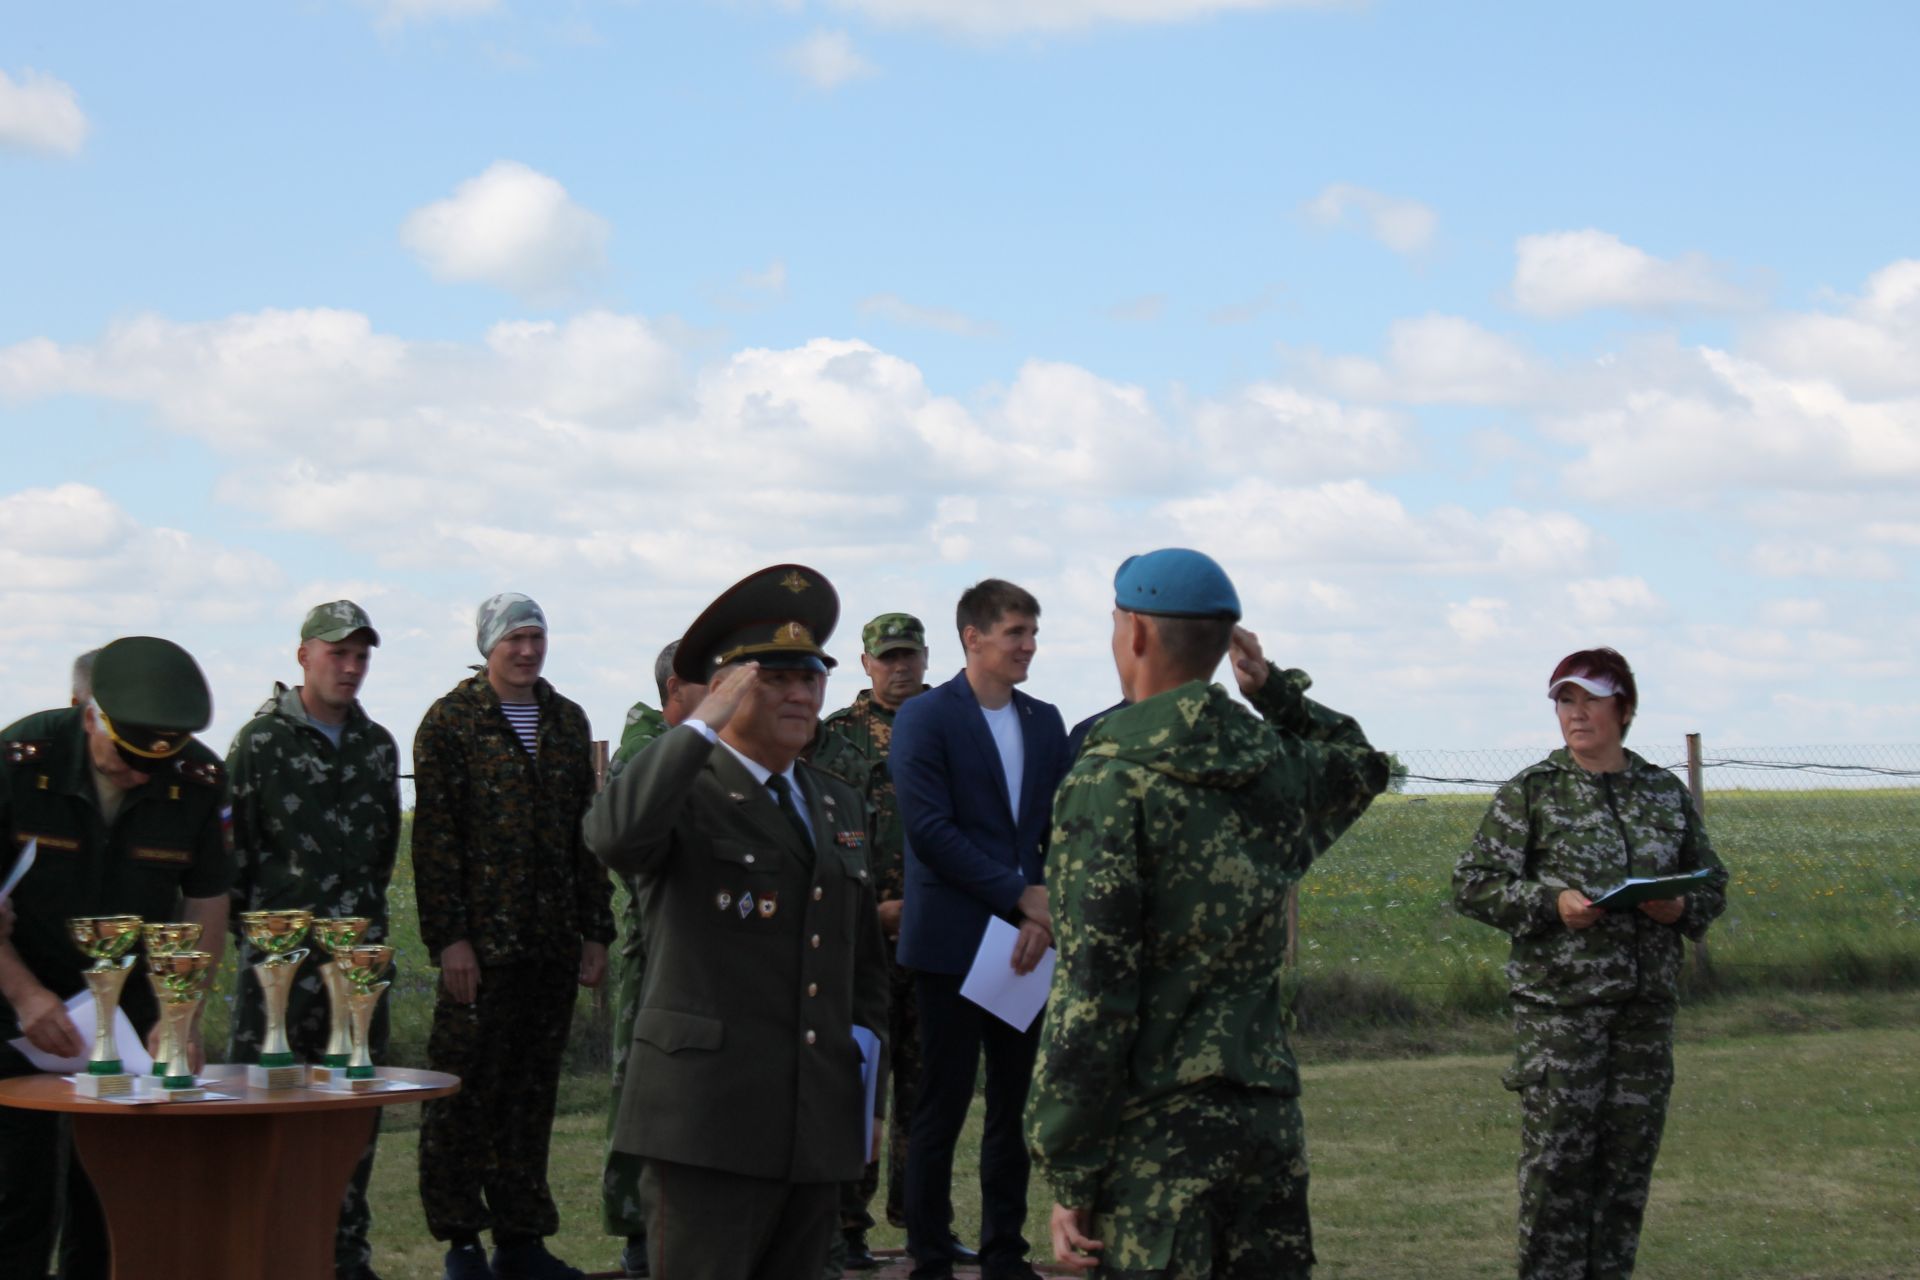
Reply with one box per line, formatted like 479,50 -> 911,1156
3,0 -> 1916,768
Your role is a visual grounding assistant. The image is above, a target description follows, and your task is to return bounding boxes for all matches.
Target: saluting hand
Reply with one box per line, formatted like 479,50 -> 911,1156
1229,626 -> 1269,695
688,661 -> 761,734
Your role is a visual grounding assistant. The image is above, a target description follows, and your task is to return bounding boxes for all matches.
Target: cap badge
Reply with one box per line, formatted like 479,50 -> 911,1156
780,570 -> 810,594
774,621 -> 814,646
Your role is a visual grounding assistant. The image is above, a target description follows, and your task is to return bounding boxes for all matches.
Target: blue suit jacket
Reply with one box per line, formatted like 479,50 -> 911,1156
891,669 -> 1070,976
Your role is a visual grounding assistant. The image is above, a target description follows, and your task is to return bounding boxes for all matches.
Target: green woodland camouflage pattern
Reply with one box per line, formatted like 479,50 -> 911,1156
1453,747 -> 1727,1008
809,688 -> 923,1249
603,700 -> 669,1239
1454,750 -> 1726,1279
1505,1000 -> 1674,1280
861,612 -> 926,655
225,682 -> 401,1274
1027,666 -> 1389,1275
410,674 -> 613,966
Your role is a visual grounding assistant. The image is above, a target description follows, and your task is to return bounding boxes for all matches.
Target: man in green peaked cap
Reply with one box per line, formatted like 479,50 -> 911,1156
584,564 -> 890,1280
1,635 -> 233,1279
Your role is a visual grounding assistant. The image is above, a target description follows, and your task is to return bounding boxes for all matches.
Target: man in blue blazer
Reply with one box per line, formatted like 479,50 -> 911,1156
890,579 -> 1071,1280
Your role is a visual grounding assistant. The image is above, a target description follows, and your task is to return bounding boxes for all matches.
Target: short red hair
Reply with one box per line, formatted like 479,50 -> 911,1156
1549,647 -> 1638,736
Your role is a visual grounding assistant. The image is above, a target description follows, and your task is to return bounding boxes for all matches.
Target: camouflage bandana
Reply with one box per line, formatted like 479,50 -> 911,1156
476,592 -> 548,656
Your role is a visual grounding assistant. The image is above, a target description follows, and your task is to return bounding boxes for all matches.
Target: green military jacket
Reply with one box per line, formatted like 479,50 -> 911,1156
1027,669 -> 1390,1209
1,708 -> 232,1041
1453,747 -> 1728,1008
582,725 -> 890,1184
807,687 -> 923,904
225,684 -> 402,1061
411,674 -> 614,968
610,700 -> 670,961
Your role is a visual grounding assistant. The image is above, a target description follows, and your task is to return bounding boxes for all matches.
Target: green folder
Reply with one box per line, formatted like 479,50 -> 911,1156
1591,867 -> 1714,912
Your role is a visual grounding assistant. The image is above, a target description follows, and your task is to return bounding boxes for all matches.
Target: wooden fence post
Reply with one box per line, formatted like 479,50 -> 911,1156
1685,732 -> 1715,988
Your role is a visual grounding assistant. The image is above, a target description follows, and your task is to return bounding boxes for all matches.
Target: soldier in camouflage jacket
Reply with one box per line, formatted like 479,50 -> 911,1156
1028,551 -> 1390,1279
226,607 -> 400,1280
1454,649 -> 1727,1280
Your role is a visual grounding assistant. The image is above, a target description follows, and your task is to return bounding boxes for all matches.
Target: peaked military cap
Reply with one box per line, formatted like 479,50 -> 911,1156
862,612 -> 925,657
1114,548 -> 1242,620
89,636 -> 212,766
676,564 -> 840,681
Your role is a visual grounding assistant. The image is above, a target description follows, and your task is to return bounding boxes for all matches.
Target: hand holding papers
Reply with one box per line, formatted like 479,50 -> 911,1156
960,915 -> 1056,1032
8,990 -> 154,1077
1591,867 -> 1715,913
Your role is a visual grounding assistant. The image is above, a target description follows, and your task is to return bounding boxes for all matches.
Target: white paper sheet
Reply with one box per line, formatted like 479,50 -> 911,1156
8,988 -> 154,1076
958,915 -> 1055,1032
852,1024 -> 881,1156
0,838 -> 35,903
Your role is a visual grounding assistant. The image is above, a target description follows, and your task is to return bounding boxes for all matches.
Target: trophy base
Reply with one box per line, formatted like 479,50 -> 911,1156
307,1063 -> 351,1086
73,1072 -> 135,1099
309,1070 -> 382,1093
151,1078 -> 207,1101
247,1063 -> 306,1090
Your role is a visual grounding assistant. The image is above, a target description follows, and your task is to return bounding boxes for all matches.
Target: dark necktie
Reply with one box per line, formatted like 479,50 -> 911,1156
768,774 -> 812,851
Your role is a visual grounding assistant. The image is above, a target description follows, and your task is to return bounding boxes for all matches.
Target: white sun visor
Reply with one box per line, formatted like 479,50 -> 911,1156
1549,673 -> 1619,699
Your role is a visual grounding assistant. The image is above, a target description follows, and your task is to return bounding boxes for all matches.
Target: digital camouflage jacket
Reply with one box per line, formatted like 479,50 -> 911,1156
411,674 -> 614,967
1453,747 -> 1727,1008
1027,667 -> 1390,1209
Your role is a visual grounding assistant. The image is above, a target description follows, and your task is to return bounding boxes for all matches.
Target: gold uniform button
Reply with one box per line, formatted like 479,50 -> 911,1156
812,886 -> 824,901
805,1030 -> 817,1045
810,934 -> 821,948
808,983 -> 819,997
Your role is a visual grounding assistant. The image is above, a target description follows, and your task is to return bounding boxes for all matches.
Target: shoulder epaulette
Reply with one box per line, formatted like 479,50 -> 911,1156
4,739 -> 50,766
175,756 -> 225,789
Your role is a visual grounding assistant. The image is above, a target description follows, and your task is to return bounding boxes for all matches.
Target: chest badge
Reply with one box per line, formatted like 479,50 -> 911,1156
716,891 -> 733,911
737,892 -> 756,919
757,893 -> 778,919
834,831 -> 866,849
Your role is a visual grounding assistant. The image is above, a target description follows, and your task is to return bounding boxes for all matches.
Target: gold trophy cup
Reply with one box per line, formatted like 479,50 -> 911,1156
141,921 -> 207,1065
328,944 -> 393,1093
67,915 -> 145,1098
147,949 -> 214,1099
307,916 -> 371,1086
238,908 -> 314,1089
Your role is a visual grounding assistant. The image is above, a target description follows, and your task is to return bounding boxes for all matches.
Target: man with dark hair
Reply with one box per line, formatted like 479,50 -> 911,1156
0,636 -> 232,1280
1028,549 -> 1391,1278
227,601 -> 402,1280
583,564 -> 889,1280
891,579 -> 1071,1280
807,613 -> 937,1274
603,639 -> 706,1277
413,593 -> 613,1280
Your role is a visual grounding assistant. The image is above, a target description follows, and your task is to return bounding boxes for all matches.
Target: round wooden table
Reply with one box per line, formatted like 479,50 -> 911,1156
0,1064 -> 458,1280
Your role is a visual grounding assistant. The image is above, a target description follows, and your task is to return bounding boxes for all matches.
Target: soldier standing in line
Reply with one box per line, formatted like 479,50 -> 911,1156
603,639 -> 706,1279
413,593 -> 614,1280
806,612 -> 948,1275
0,637 -> 233,1280
226,600 -> 401,1280
1027,549 -> 1390,1278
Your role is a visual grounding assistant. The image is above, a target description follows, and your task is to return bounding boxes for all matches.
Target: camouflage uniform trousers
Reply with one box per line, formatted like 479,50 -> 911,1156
603,928 -> 647,1239
420,960 -> 579,1241
1082,1083 -> 1313,1280
231,959 -> 392,1277
1504,1000 -> 1675,1280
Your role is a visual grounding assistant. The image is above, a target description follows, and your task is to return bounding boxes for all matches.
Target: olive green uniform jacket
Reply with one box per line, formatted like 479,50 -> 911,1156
1,707 -> 232,1040
582,724 -> 890,1184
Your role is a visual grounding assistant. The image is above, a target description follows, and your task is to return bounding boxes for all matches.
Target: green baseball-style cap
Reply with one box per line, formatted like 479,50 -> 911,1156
88,636 -> 212,767
675,564 -> 840,681
862,613 -> 926,657
300,600 -> 380,646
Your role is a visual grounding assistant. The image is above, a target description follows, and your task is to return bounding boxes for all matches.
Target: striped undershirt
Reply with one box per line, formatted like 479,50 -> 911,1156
500,701 -> 540,757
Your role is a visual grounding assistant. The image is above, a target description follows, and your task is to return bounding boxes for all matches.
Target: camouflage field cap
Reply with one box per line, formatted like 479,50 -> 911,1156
1114,548 -> 1242,620
89,636 -> 212,766
862,612 -> 926,657
300,599 -> 380,646
675,564 -> 839,681
476,592 -> 547,656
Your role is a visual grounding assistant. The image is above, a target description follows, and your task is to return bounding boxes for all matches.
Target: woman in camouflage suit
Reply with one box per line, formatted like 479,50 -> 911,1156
1454,648 -> 1728,1280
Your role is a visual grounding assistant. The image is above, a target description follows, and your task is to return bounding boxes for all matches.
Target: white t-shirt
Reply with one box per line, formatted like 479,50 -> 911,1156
980,700 -> 1024,818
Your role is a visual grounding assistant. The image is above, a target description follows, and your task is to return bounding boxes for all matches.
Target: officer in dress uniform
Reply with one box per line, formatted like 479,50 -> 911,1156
0,637 -> 233,1280
582,564 -> 891,1280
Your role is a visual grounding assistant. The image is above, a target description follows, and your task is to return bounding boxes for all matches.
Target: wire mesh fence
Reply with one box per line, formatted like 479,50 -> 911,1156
1295,741 -> 1920,1012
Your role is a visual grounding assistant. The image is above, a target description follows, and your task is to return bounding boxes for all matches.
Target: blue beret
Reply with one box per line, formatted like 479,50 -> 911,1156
1113,548 -> 1241,620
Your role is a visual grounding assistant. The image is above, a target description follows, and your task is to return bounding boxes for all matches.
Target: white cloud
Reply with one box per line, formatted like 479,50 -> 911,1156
1302,313 -> 1542,404
858,293 -> 999,338
1512,229 -> 1756,317
0,68 -> 89,156
826,0 -> 1342,36
1563,576 -> 1664,627
400,161 -> 610,301
1446,597 -> 1510,644
782,30 -> 876,90
1757,598 -> 1828,627
1303,183 -> 1437,255
1748,541 -> 1901,582
1189,384 -> 1414,478
1745,259 -> 1920,397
